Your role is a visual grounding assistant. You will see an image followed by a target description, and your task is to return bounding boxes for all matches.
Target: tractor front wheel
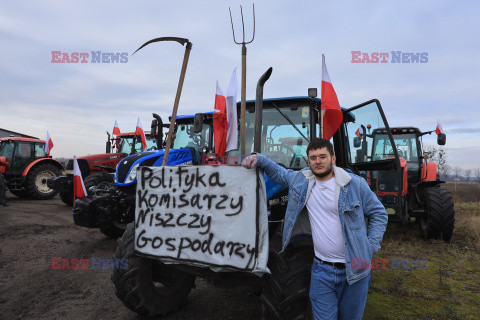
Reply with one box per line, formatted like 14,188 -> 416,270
419,187 -> 455,242
26,164 -> 61,200
0,173 -> 6,206
111,223 -> 196,317
261,239 -> 314,320
59,188 -> 74,206
84,172 -> 126,239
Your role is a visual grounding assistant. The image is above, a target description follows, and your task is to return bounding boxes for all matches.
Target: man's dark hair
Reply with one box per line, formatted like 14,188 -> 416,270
306,138 -> 334,156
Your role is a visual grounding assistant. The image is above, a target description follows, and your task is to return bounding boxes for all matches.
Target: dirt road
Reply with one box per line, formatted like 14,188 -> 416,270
0,193 -> 261,319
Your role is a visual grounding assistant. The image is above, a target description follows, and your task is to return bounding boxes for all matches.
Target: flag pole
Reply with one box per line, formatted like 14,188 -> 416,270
320,54 -> 324,139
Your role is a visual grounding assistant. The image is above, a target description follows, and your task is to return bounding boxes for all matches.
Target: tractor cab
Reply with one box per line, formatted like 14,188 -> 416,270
0,137 -> 63,199
0,138 -> 48,176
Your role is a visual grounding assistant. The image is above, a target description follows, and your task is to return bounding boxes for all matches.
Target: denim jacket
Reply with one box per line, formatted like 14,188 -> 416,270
256,154 -> 388,284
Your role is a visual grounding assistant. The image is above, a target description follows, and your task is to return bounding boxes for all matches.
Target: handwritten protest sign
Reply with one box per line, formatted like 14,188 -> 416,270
134,166 -> 269,274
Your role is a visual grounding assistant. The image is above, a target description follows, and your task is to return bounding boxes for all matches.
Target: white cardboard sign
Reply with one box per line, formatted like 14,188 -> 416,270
134,166 -> 269,274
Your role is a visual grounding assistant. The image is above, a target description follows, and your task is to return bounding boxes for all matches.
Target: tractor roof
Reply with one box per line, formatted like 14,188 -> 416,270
170,96 -> 348,120
0,137 -> 45,143
116,131 -> 152,137
373,127 -> 422,134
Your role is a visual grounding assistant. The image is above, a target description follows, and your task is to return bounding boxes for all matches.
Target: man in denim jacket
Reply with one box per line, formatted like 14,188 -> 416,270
242,138 -> 387,320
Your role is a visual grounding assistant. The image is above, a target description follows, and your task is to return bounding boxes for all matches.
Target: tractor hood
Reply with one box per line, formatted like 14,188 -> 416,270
115,149 -> 194,186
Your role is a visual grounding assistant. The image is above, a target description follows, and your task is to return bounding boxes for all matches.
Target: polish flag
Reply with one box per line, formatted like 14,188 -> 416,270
135,118 -> 147,150
355,127 -> 363,139
435,122 -> 444,135
226,68 -> 238,153
44,131 -> 54,156
213,81 -> 227,157
321,54 -> 343,140
73,156 -> 87,199
113,120 -> 121,136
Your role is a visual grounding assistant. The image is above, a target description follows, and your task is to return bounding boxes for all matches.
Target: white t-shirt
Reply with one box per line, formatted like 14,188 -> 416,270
306,177 -> 346,263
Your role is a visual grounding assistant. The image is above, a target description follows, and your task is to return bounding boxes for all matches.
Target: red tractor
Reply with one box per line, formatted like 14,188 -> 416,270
0,137 -> 63,199
350,123 -> 454,241
48,114 -> 167,206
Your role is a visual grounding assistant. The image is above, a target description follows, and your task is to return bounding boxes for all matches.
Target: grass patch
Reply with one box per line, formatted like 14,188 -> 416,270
364,202 -> 480,320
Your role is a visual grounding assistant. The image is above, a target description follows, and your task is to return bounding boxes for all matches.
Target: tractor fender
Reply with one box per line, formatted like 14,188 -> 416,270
413,180 -> 445,204
22,158 -> 64,177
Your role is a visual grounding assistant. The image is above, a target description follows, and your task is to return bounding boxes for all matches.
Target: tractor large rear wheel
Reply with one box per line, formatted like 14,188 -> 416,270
8,188 -> 28,198
111,223 -> 196,317
26,164 -> 61,200
261,239 -> 314,320
419,187 -> 455,242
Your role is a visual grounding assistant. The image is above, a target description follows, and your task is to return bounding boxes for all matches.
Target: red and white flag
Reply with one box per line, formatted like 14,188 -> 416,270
73,156 -> 87,199
226,68 -> 238,153
435,122 -> 444,135
44,131 -> 54,156
213,81 -> 227,157
135,118 -> 147,150
321,54 -> 343,140
355,127 -> 364,139
113,120 -> 121,136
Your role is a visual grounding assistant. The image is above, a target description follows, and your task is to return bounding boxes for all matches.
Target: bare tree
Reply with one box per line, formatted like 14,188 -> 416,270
441,164 -> 452,180
423,144 -> 448,174
474,168 -> 480,183
464,168 -> 472,182
453,166 -> 464,181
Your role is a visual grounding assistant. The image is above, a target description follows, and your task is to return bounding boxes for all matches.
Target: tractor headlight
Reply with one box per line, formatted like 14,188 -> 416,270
124,163 -> 140,184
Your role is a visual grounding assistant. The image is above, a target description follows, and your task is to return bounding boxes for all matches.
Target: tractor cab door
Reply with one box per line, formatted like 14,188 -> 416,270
11,141 -> 35,175
340,99 -> 404,222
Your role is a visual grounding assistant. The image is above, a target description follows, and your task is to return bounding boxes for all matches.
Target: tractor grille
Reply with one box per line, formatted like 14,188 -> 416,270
117,152 -> 156,183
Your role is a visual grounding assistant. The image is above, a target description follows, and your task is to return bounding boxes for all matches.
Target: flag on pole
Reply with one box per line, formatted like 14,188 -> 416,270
321,54 -> 343,140
113,120 -> 121,136
73,156 -> 87,199
213,81 -> 228,157
44,131 -> 54,156
435,122 -> 444,135
135,118 -> 147,150
226,68 -> 238,153
355,127 -> 363,139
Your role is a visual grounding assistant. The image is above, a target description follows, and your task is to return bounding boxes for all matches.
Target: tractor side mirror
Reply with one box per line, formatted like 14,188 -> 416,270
437,133 -> 446,145
194,113 -> 204,133
353,137 -> 361,148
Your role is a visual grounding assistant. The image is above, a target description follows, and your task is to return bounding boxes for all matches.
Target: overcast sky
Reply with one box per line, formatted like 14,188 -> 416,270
1,0 -> 479,169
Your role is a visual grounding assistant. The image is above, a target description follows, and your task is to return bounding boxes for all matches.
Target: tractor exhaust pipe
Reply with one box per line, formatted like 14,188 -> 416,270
253,67 -> 273,153
152,113 -> 164,149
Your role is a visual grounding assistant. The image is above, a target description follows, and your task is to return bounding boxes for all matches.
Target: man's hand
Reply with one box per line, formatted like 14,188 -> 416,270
241,154 -> 258,169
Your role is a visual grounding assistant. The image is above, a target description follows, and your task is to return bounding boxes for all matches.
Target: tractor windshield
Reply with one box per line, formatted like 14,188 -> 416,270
229,104 -> 311,169
172,123 -> 212,152
372,133 -> 418,162
0,141 -> 15,161
117,136 -> 157,154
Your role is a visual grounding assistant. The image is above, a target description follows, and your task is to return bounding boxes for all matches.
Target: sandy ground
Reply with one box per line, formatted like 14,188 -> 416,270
0,193 -> 261,320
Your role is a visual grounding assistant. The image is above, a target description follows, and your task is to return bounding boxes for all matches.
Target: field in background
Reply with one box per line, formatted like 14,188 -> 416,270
364,182 -> 480,320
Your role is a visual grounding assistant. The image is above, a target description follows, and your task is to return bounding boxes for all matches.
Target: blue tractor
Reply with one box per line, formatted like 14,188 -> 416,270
110,69 -> 403,319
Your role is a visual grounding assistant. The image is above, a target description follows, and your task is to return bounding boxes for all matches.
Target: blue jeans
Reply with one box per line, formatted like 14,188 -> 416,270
309,259 -> 371,320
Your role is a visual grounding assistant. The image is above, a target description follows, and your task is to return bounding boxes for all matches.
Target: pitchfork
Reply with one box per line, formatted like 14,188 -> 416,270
229,4 -> 255,158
